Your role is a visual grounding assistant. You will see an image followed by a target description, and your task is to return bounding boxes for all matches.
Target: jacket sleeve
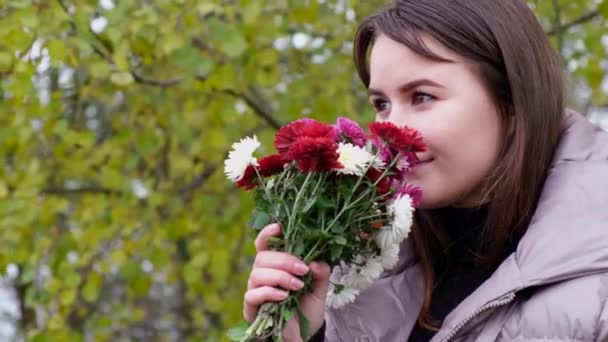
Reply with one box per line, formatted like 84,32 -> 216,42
596,299 -> 608,342
308,320 -> 326,342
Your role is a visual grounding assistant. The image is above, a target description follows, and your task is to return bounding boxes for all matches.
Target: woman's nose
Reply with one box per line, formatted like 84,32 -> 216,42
384,104 -> 413,128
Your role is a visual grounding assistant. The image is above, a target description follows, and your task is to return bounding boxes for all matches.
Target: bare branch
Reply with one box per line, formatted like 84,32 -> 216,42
223,87 -> 282,129
547,9 -> 600,36
551,0 -> 564,55
66,228 -> 125,331
41,186 -> 120,196
131,71 -> 184,87
179,164 -> 218,197
191,36 -> 226,62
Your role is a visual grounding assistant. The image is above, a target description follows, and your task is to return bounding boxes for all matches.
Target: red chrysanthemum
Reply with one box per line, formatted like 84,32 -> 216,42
258,154 -> 288,177
366,167 -> 392,195
368,122 -> 426,153
286,137 -> 342,173
275,120 -> 337,156
236,165 -> 258,190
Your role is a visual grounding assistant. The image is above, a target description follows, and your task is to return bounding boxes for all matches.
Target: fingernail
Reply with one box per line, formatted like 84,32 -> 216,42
291,278 -> 304,289
294,262 -> 309,274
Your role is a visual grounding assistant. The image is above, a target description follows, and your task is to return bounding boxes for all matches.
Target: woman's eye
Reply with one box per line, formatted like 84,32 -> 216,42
371,99 -> 390,112
412,92 -> 435,105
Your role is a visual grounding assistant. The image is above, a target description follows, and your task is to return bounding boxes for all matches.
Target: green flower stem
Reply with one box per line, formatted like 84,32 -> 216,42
286,171 -> 314,244
348,212 -> 390,224
323,149 -> 397,232
301,239 -> 323,262
324,187 -> 374,233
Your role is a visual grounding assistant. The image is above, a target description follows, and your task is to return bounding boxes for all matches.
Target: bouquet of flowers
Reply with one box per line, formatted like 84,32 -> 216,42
225,117 -> 425,341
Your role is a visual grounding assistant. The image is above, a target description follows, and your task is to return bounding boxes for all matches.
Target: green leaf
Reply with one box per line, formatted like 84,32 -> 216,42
282,309 -> 294,322
209,18 -> 248,58
46,40 -> 67,66
90,62 -> 111,79
172,46 -> 214,74
330,245 -> 344,261
334,236 -> 347,245
110,71 -> 134,86
226,321 -> 249,341
600,0 -> 608,18
265,237 -> 284,250
220,30 -> 248,58
8,0 -> 32,9
292,242 -> 305,257
248,210 -> 272,230
65,273 -> 81,288
297,308 -> 310,341
82,273 -> 102,303
242,2 -> 263,24
0,52 -> 13,71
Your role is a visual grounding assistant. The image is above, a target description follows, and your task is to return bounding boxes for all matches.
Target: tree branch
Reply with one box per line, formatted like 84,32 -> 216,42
131,71 -> 184,87
223,87 -> 282,130
41,186 -> 120,196
57,0 -> 283,131
178,164 -> 218,197
551,0 -> 564,55
191,36 -> 226,62
547,9 -> 600,36
66,235 -> 118,331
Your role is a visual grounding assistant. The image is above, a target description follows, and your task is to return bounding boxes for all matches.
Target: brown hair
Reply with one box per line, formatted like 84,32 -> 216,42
354,0 -> 565,330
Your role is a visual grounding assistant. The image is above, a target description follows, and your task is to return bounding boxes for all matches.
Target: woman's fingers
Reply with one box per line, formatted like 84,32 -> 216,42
253,251 -> 309,276
248,267 -> 306,291
254,223 -> 281,252
243,286 -> 289,322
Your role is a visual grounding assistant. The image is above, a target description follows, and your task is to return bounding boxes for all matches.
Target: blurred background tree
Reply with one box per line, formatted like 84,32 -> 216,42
0,0 -> 607,341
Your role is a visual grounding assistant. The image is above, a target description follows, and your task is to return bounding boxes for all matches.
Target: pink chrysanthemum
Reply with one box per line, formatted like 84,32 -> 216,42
395,184 -> 423,207
336,117 -> 367,147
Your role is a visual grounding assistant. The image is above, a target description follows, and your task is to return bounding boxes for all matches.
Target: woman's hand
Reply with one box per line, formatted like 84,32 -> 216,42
243,223 -> 331,341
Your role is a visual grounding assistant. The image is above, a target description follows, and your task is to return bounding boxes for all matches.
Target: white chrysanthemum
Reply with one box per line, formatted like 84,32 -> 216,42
375,228 -> 394,250
392,194 -> 414,237
360,256 -> 384,281
374,195 -> 414,249
327,286 -> 360,308
342,266 -> 372,290
223,136 -> 261,182
380,243 -> 400,269
336,143 -> 374,176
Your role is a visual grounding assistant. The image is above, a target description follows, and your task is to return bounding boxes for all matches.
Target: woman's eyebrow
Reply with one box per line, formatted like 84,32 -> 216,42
368,78 -> 445,97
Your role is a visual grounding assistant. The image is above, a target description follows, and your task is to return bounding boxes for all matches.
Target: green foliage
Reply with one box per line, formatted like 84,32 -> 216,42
0,0 -> 607,340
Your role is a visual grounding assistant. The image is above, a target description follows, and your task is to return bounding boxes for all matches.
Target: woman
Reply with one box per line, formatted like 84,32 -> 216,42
243,1 -> 608,341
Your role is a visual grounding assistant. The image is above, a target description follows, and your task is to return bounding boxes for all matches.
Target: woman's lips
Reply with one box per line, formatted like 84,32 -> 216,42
417,158 -> 434,166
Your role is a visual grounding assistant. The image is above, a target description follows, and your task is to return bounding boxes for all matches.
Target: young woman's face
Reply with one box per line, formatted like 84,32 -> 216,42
368,34 -> 505,208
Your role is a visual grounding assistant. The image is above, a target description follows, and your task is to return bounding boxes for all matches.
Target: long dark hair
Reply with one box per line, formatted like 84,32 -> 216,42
354,0 -> 565,329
